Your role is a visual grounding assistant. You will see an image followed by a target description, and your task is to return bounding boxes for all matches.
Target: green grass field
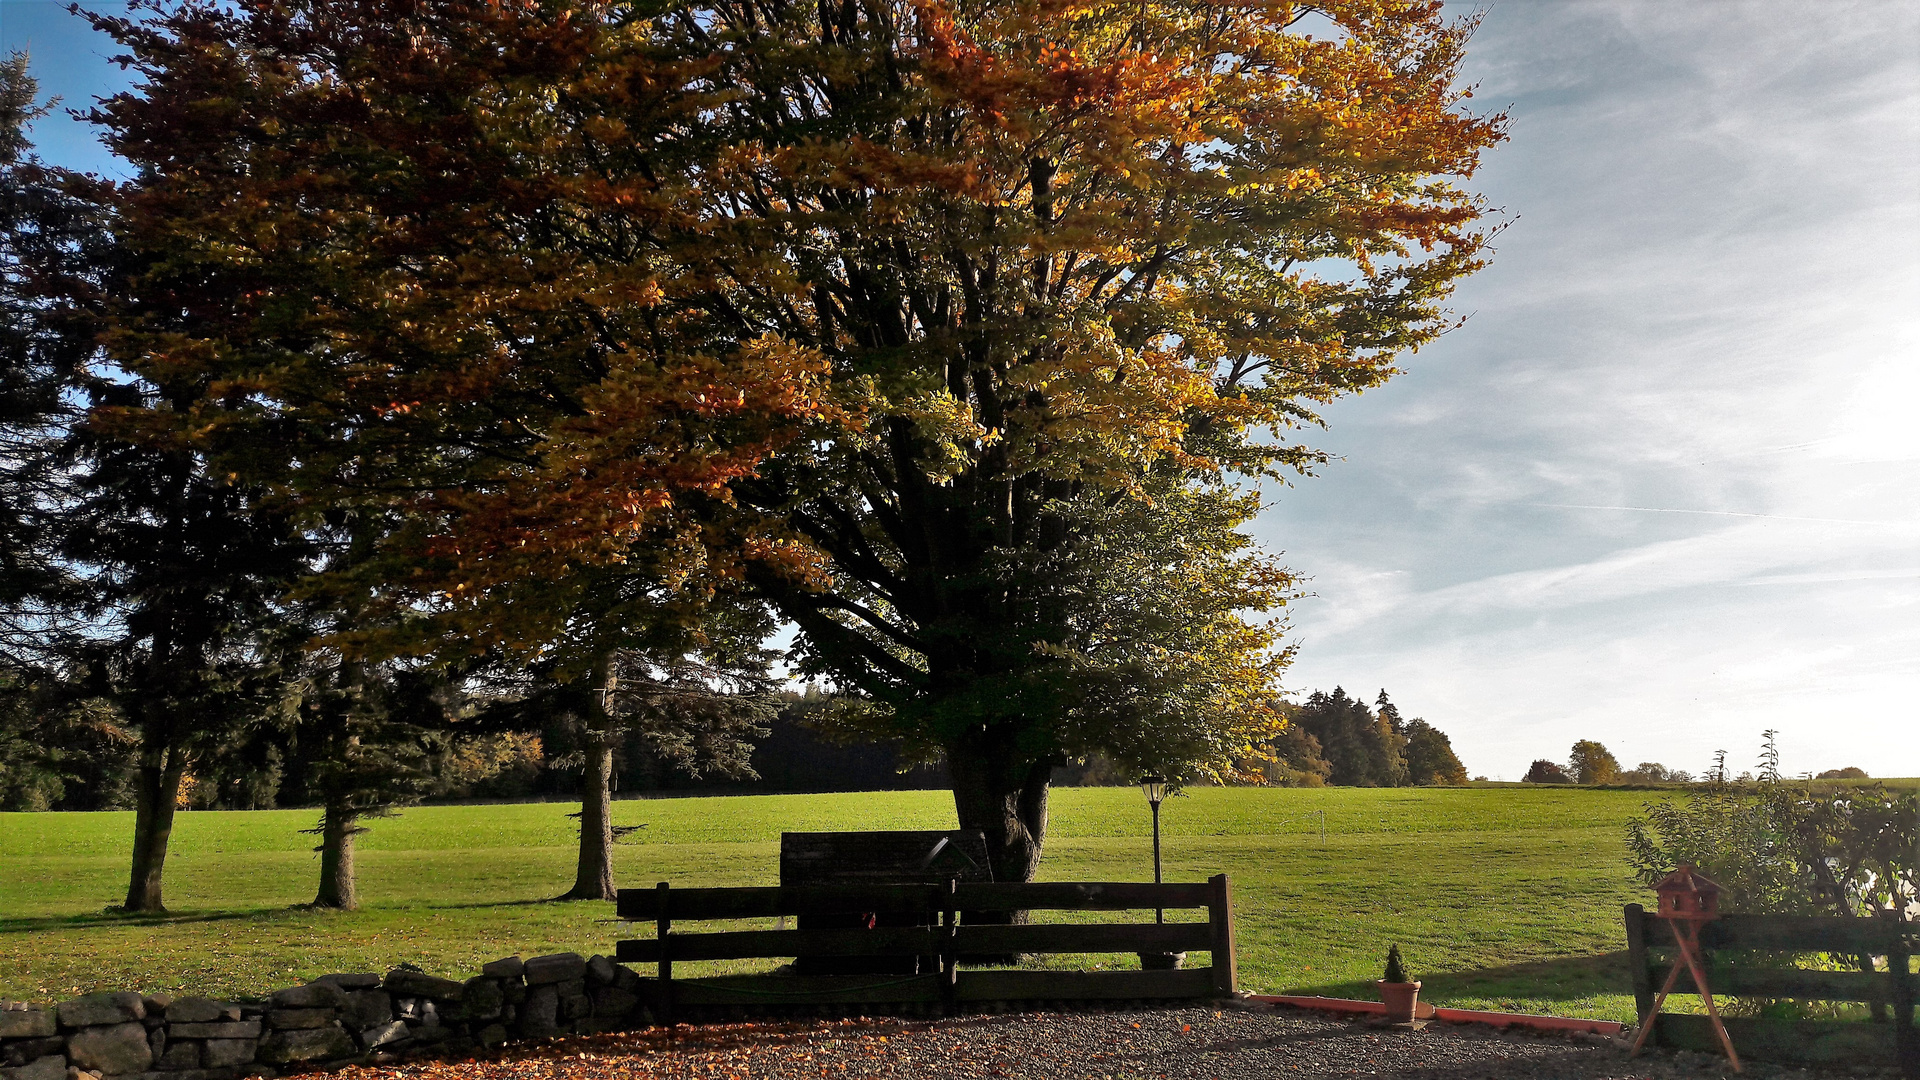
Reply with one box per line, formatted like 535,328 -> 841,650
2,786 -> 1697,1022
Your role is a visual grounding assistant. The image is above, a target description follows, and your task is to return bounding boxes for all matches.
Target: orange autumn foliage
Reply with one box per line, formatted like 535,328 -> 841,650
88,0 -> 847,660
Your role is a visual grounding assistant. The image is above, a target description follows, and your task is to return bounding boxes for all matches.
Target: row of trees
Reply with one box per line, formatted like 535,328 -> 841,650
1262,687 -> 1468,787
0,687 -> 964,814
0,0 -> 1505,909
1525,743 -> 1693,785
1524,733 -> 1868,785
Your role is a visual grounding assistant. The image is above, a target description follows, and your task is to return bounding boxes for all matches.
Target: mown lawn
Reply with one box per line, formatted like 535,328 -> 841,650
2,786 -> 1698,1021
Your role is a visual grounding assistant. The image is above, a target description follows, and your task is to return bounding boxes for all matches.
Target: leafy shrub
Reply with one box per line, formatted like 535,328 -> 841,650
1627,780 -> 1918,1020
1626,783 -> 1917,916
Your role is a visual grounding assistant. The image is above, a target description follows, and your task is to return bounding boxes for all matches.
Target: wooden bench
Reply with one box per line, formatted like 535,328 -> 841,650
616,876 -> 1236,1020
1624,903 -> 1917,1072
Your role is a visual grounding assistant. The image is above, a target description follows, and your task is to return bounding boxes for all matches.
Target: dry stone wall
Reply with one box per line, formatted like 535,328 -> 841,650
0,953 -> 650,1080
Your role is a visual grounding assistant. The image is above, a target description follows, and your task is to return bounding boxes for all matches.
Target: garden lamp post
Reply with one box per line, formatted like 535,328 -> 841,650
1140,775 -> 1167,923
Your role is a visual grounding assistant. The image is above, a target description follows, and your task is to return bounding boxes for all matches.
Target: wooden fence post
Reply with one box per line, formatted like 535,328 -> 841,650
1208,873 -> 1237,997
1884,909 -> 1915,1080
1624,904 -> 1655,1034
656,881 -> 673,1029
941,878 -> 958,1014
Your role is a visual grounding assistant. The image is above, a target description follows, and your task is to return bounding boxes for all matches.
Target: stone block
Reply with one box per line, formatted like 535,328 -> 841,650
456,980 -> 502,1024
479,958 -> 522,981
261,1011 -> 332,1033
0,1056 -> 66,1080
157,1002 -> 232,1027
146,1027 -> 165,1060
558,994 -> 590,1023
155,1041 -> 200,1071
67,1023 -> 152,1075
515,986 -> 558,1038
5,1038 -> 65,1067
500,981 -> 525,1006
57,995 -> 144,1030
356,1023 -> 406,1052
0,1009 -> 57,1039
198,1042 -> 253,1070
521,954 -> 585,987
336,993 -> 389,1033
584,956 -> 617,987
162,1025 -> 255,1043
254,1027 -> 352,1066
263,987 -> 339,1013
310,976 -> 378,993
382,973 -> 462,1002
610,965 -> 641,994
590,988 -> 638,1019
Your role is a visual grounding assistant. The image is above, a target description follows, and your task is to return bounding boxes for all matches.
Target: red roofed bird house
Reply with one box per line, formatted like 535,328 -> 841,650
1653,862 -> 1722,922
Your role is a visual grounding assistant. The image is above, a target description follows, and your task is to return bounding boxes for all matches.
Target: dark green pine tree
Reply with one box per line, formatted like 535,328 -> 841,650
6,56 -> 308,908
61,390 -> 309,911
1288,687 -> 1411,787
292,657 -> 454,910
1,51 -> 106,674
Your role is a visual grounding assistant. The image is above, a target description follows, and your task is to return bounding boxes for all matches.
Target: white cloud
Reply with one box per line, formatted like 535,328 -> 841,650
1263,1 -> 1920,780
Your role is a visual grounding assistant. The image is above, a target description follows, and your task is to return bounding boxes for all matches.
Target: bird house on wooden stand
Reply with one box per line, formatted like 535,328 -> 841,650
1630,863 -> 1740,1072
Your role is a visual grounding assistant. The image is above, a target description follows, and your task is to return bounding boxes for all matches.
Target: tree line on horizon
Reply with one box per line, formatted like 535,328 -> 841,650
0,0 -> 1505,914
1522,731 -> 1870,786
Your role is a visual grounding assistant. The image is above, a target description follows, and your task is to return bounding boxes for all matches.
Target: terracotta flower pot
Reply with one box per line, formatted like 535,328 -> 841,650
1377,979 -> 1422,1023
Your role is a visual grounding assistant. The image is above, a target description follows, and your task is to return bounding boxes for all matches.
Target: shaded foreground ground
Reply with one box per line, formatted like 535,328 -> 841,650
333,1005 -> 1887,1080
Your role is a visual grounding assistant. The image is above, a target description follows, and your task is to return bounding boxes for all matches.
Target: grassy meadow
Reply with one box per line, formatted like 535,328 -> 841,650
4,785 -> 1705,1022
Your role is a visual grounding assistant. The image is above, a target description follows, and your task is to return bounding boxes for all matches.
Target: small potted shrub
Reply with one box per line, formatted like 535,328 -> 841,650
1377,944 -> 1421,1023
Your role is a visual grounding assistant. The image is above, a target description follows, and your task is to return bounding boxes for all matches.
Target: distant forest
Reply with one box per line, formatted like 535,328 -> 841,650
2,685 -> 1464,812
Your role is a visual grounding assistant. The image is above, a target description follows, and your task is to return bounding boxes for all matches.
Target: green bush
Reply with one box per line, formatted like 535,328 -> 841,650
1626,780 -> 1918,1020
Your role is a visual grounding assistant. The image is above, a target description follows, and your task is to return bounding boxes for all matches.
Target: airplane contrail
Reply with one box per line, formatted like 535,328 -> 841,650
1530,503 -> 1909,527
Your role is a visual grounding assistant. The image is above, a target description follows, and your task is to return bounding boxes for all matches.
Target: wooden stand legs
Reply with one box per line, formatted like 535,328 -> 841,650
1629,916 -> 1741,1073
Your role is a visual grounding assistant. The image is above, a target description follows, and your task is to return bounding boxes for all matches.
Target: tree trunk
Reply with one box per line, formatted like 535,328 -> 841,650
948,729 -> 1053,884
312,799 -> 360,910
562,737 -> 616,901
124,744 -> 187,912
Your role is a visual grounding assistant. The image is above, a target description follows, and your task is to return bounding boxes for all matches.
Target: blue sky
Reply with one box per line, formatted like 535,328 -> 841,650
6,1 -> 1916,780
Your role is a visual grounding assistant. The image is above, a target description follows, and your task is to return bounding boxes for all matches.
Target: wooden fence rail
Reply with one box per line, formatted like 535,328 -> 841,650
1623,903 -> 1917,1075
614,876 -> 1235,1020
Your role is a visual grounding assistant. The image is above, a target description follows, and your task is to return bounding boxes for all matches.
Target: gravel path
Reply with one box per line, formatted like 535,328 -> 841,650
343,1004 -> 1902,1080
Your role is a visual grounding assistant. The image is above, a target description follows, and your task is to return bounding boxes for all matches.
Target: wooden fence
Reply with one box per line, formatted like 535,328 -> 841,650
615,877 -> 1235,1019
1624,903 -> 1917,1074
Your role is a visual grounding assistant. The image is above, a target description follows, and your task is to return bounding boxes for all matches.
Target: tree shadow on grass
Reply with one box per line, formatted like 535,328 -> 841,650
0,908 -> 268,935
1284,951 -> 1634,1009
419,897 -> 577,912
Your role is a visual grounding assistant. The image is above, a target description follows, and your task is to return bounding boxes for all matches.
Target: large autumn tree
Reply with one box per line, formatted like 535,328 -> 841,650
620,0 -> 1508,879
86,0 -> 1503,885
